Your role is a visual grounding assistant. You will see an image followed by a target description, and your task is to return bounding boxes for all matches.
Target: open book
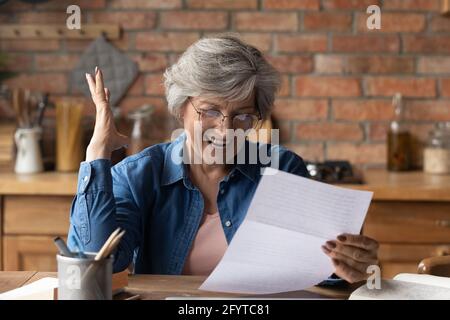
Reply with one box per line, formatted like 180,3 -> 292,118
350,273 -> 450,300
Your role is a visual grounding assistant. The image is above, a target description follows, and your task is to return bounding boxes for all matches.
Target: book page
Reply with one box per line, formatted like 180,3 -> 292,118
394,273 -> 450,289
200,168 -> 373,294
350,279 -> 450,300
0,277 -> 58,300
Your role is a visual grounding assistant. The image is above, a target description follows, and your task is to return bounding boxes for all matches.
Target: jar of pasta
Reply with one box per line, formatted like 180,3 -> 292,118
424,122 -> 450,174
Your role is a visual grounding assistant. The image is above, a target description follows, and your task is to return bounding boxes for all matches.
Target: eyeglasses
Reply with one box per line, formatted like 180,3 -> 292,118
188,98 -> 261,130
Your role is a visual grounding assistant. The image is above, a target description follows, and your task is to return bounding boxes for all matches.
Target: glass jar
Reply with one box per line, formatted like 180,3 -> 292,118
424,122 -> 450,174
127,104 -> 155,155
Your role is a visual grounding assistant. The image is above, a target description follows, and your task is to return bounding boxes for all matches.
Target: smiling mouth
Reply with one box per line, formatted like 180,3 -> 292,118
207,136 -> 229,148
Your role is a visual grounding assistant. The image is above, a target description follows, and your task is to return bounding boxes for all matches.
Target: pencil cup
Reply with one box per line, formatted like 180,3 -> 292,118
57,253 -> 113,300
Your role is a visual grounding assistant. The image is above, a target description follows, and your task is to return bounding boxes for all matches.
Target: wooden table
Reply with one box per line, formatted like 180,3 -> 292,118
0,271 -> 355,300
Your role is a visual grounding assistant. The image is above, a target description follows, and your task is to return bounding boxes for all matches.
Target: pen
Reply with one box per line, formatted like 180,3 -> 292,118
53,237 -> 74,257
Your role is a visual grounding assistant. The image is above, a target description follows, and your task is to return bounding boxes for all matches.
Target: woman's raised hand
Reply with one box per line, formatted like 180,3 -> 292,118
85,67 -> 129,162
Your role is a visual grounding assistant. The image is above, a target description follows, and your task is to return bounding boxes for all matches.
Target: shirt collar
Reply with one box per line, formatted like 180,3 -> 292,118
161,133 -> 268,186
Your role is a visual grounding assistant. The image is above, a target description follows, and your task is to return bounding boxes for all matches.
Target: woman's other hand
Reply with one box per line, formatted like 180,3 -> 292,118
322,233 -> 379,283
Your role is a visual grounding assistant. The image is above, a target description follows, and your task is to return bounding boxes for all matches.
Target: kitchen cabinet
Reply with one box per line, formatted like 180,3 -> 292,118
1,169 -> 450,279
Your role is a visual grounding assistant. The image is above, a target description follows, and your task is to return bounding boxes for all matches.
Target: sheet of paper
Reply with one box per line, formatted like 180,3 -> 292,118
200,167 -> 373,294
0,277 -> 58,300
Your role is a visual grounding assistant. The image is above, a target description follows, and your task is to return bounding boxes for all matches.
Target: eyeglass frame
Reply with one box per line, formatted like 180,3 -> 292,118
187,97 -> 263,130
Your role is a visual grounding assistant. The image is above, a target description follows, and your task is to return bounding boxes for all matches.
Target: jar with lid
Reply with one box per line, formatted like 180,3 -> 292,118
424,122 -> 450,174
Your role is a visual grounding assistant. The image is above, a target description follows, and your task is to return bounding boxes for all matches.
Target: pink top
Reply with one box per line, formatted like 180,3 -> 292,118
182,211 -> 228,275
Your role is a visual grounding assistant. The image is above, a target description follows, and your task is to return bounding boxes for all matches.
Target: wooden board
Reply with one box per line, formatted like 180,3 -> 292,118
0,24 -> 120,40
4,195 -> 71,235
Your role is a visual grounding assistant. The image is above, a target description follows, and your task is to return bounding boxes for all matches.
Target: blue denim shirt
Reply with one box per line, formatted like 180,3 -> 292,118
67,133 -> 309,274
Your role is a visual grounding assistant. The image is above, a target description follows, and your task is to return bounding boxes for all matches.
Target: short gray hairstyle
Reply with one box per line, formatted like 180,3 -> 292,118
163,35 -> 280,119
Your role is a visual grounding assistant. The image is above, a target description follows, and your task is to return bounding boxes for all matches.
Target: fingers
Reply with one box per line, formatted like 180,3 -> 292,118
337,233 -> 379,251
104,88 -> 110,103
85,73 -> 96,96
331,259 -> 367,283
325,240 -> 378,264
95,67 -> 106,99
322,246 -> 369,274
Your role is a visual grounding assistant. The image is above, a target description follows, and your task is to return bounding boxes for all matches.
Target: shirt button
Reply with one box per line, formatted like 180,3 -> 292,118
220,189 -> 225,195
225,220 -> 232,227
83,176 -> 89,183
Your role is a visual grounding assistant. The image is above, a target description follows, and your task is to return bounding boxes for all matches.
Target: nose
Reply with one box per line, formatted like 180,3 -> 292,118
218,115 -> 233,131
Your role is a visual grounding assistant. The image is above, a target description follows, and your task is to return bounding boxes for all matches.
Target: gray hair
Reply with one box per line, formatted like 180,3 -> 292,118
163,35 -> 280,119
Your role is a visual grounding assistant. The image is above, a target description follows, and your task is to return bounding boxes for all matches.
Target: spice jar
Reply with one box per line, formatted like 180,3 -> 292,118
424,122 -> 450,174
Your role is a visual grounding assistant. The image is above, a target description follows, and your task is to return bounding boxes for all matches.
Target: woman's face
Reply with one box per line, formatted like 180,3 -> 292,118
181,92 -> 259,166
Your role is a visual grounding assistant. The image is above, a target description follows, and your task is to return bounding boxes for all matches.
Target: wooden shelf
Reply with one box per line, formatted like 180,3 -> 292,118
0,24 -> 120,40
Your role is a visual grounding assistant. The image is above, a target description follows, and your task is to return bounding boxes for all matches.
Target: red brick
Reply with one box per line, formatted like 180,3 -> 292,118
295,76 -> 361,97
203,32 -> 272,52
110,0 -> 182,9
440,78 -> 450,97
266,55 -> 313,74
333,35 -> 400,53
323,0 -> 380,9
278,75 -> 291,97
66,33 -> 131,52
90,12 -> 156,30
346,56 -> 415,74
296,123 -> 363,141
333,99 -> 394,121
327,143 -> 386,165
4,73 -> 67,94
131,53 -> 169,72
0,1 -> 32,11
135,32 -> 200,52
403,35 -> 450,54
418,57 -> 450,74
404,100 -> 450,121
365,77 -> 436,98
276,34 -> 328,53
430,16 -> 450,32
127,75 -> 145,96
145,73 -> 165,95
0,40 -> 60,51
263,0 -> 319,10
187,0 -> 257,9
383,0 -> 440,11
35,0 -> 106,9
35,54 -> 78,71
235,33 -> 272,52
284,143 -> 324,161
120,96 -> 167,114
356,13 -> 426,33
368,123 -> 389,142
304,12 -> 352,32
161,11 -> 228,31
0,53 -> 32,72
314,55 -> 345,74
234,12 -> 298,32
272,99 -> 328,120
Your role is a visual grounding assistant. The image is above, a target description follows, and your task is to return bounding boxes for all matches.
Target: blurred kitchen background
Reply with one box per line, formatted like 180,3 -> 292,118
0,0 -> 450,278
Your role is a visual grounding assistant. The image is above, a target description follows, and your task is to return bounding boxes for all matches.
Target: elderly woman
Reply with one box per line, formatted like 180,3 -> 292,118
68,36 -> 378,283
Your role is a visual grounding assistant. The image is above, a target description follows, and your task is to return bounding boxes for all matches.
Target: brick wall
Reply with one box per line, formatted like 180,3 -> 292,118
0,0 -> 449,168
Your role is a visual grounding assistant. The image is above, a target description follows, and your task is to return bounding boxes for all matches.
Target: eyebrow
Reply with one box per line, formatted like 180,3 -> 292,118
199,100 -> 255,112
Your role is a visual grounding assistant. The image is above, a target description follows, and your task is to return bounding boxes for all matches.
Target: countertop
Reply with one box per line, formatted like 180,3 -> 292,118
1,169 -> 450,201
